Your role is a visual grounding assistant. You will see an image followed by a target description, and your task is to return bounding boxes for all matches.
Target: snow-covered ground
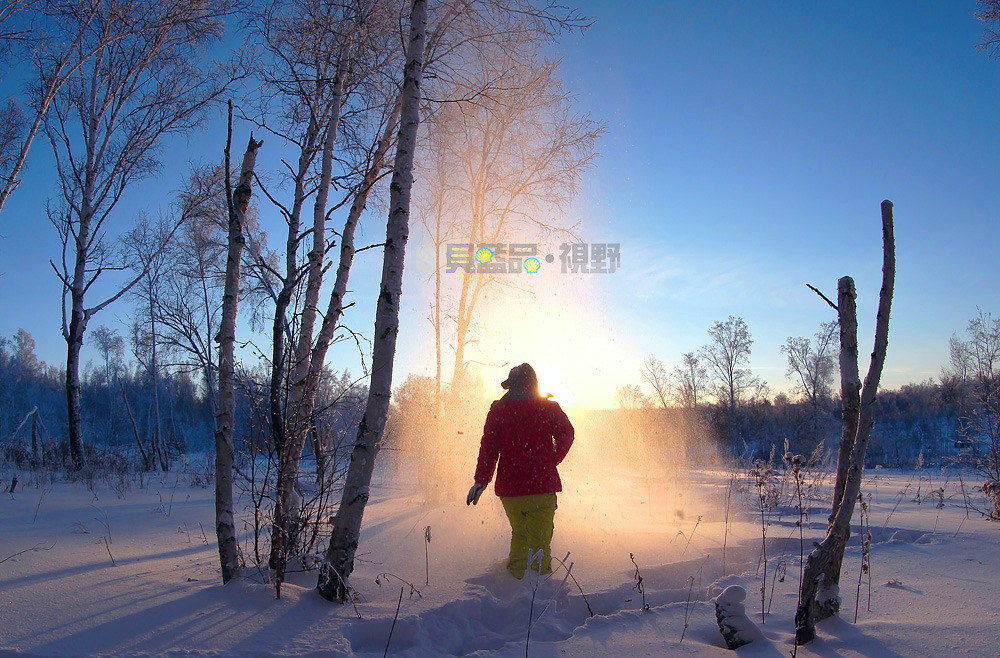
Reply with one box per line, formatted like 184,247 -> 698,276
2,452 -> 999,657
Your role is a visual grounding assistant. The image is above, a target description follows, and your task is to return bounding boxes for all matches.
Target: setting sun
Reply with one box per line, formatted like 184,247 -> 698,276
534,366 -> 576,408
466,281 -> 637,410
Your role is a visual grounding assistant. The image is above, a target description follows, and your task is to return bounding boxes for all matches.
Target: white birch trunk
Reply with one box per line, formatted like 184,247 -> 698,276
268,113 -> 320,461
317,0 -> 426,603
215,119 -> 262,585
274,51 -> 352,577
298,97 -> 402,436
796,201 -> 895,645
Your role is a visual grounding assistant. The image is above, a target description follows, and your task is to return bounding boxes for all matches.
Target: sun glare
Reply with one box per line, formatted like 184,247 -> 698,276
535,367 -> 576,408
412,255 -> 639,410
466,288 -> 637,410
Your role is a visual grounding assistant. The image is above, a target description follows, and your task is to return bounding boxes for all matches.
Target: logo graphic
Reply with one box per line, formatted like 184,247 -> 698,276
445,242 -> 619,275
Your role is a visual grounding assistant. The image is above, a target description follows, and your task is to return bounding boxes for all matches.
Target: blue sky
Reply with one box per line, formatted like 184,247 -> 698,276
1,1 -> 999,409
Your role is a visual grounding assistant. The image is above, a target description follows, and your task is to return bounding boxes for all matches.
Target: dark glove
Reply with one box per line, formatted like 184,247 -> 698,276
467,482 -> 486,505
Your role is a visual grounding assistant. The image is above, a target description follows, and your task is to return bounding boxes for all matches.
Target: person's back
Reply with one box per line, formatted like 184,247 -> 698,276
475,395 -> 573,498
467,363 -> 574,578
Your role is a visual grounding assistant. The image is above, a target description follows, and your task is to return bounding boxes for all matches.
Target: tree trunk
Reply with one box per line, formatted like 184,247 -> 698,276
65,300 -> 87,471
31,410 -> 40,465
277,48 -> 351,547
269,294 -> 290,455
317,0 -> 426,603
120,380 -> 150,469
295,95 -> 401,450
150,305 -> 166,470
829,279 -> 860,527
215,110 -> 262,585
268,123 -> 317,458
796,200 -> 895,645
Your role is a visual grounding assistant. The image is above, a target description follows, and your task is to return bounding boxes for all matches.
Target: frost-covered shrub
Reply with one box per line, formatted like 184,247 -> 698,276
982,480 -> 1000,519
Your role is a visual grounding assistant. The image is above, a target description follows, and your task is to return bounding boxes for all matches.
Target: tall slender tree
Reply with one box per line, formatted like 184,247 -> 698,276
215,104 -> 262,585
673,352 -> 707,409
45,0 -> 234,468
303,0 -> 592,602
701,316 -> 758,444
243,0 -> 405,579
642,355 -> 671,409
317,0 -> 427,603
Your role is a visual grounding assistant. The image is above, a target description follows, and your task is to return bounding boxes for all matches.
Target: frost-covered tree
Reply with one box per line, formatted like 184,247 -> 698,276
782,320 -> 837,441
44,0 -> 235,469
673,351 -> 707,409
946,310 -> 1000,516
701,316 -> 759,444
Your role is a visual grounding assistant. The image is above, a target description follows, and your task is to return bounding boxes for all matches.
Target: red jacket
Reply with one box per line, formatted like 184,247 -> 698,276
474,394 -> 574,498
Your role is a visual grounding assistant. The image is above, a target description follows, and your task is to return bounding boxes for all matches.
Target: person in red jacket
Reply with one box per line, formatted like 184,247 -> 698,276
467,363 -> 575,579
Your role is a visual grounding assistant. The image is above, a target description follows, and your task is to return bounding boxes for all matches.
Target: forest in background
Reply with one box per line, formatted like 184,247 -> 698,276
3,308 -> 996,473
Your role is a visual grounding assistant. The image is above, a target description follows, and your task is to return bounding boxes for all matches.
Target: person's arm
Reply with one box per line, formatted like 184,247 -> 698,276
473,403 -> 502,485
550,402 -> 574,464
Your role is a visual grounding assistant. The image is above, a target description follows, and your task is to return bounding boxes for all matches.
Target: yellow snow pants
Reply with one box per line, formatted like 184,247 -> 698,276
500,493 -> 557,579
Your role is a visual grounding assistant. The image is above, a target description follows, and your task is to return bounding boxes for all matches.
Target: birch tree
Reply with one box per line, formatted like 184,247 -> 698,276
44,0 -> 233,469
91,324 -> 124,441
702,316 -> 757,413
433,60 -> 601,398
642,355 -> 671,409
795,200 -> 895,645
308,0 -> 592,602
1,1 -> 236,217
154,175 -> 227,418
413,113 -> 458,412
125,216 -> 176,470
149,164 -> 265,426
317,0 -> 427,603
243,0 -> 405,579
701,316 -> 759,444
244,0 -> 360,465
215,106 -> 262,585
947,311 -> 1000,516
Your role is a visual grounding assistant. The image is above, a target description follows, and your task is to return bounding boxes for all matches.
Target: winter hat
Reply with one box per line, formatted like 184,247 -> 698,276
501,363 -> 537,390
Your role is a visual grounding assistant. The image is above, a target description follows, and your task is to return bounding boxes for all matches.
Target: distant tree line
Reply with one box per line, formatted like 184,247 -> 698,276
0,326 -> 364,469
615,311 -> 999,472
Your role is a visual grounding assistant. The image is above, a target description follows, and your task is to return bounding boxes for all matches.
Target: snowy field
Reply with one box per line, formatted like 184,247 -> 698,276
2,452 -> 999,657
